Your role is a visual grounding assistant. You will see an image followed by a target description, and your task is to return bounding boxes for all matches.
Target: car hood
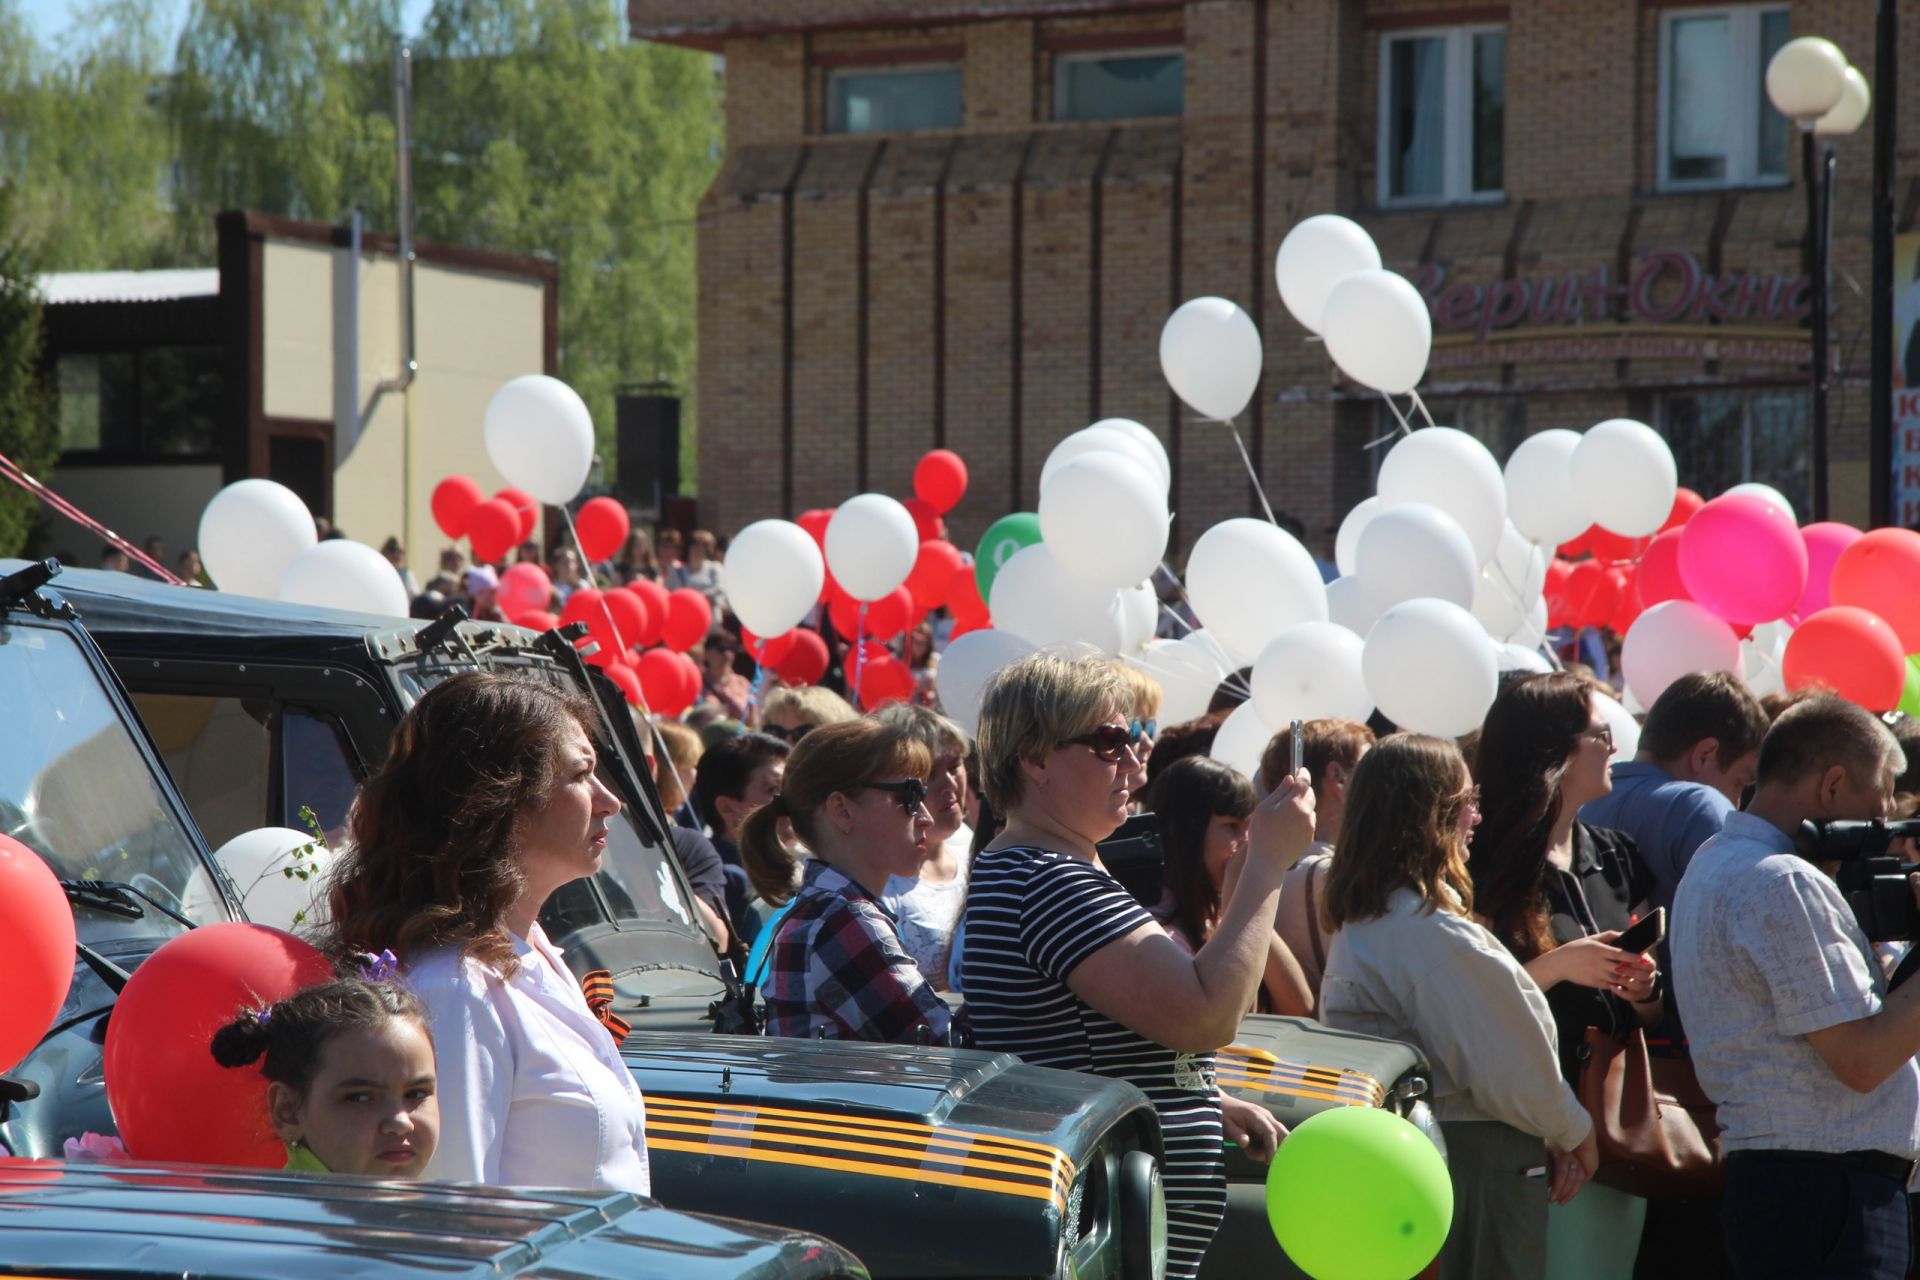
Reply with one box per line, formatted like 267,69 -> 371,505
0,1158 -> 864,1279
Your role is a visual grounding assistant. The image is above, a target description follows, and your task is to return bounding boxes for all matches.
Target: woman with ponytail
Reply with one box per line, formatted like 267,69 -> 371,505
744,718 -> 953,1044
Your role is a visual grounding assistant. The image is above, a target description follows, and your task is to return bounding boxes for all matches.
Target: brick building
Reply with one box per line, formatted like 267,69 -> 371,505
629,0 -> 1920,557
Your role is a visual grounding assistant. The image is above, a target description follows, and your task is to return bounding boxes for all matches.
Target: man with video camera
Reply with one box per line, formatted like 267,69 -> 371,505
1672,697 -> 1920,1279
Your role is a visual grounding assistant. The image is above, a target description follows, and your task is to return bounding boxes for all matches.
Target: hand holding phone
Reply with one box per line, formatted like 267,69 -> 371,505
1613,908 -> 1666,955
1289,719 -> 1304,777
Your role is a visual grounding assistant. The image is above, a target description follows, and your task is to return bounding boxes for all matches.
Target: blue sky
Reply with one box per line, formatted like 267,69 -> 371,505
18,0 -> 435,59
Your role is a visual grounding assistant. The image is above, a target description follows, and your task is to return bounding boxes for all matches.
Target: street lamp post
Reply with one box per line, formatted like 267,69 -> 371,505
1767,39 -> 1869,524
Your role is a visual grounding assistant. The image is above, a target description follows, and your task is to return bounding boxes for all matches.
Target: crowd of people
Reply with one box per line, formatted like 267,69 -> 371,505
168,509 -> 1920,1280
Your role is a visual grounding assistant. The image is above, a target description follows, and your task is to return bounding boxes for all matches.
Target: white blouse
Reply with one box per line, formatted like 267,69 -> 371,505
404,924 -> 651,1195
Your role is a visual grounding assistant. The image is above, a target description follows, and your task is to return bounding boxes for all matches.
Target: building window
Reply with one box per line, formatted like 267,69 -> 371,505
1659,388 -> 1809,516
1659,5 -> 1790,189
826,66 -> 962,135
1378,26 -> 1505,206
56,346 -> 221,461
1053,50 -> 1184,122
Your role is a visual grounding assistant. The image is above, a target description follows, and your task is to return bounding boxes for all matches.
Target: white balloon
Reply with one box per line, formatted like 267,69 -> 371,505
1517,596 -> 1550,650
483,374 -> 595,506
1251,622 -> 1373,726
1334,497 -> 1381,578
1570,419 -> 1677,538
1159,297 -> 1264,421
1118,583 -> 1159,656
1377,427 -> 1508,565
1090,419 -> 1173,492
724,520 -> 824,639
1620,600 -> 1742,709
1039,453 -> 1170,590
1739,619 -> 1792,699
198,479 -> 317,600
826,494 -> 919,601
1362,599 -> 1498,738
1127,636 -> 1228,725
1325,575 -> 1380,638
935,629 -> 1038,739
1593,690 -> 1641,764
989,543 -> 1129,655
1186,518 -> 1329,667
1495,642 -> 1553,674
1185,627 -> 1250,676
1471,522 -> 1550,641
1209,700 -> 1274,782
1040,425 -> 1167,496
216,827 -> 330,934
1276,214 -> 1384,335
1725,481 -> 1796,523
1356,503 -> 1479,613
277,541 -> 410,617
1320,269 -> 1432,395
1504,429 -> 1592,546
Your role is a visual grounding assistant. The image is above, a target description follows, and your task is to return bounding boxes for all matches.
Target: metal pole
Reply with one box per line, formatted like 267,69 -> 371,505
1806,130 -> 1831,522
1869,0 -> 1898,527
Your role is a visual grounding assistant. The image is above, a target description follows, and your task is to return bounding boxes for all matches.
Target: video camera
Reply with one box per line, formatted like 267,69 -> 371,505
1795,820 -> 1920,941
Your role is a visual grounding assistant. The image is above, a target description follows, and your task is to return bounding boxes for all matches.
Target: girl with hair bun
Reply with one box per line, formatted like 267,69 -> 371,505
211,971 -> 438,1176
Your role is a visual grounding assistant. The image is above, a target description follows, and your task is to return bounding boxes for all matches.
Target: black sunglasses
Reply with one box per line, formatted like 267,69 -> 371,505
1061,724 -> 1138,763
761,723 -> 813,744
862,777 -> 929,815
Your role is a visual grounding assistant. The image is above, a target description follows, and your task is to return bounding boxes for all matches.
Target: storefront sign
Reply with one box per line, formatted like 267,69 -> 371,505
1411,252 -> 1812,343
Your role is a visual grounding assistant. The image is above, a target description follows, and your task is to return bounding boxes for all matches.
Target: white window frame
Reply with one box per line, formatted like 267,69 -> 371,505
1656,3 -> 1790,192
824,64 -> 963,136
1051,46 -> 1185,123
1375,24 -> 1505,208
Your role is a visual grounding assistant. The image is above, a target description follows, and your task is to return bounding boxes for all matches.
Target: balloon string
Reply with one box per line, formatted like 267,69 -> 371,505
0,447 -> 184,584
1407,388 -> 1438,430
559,502 -> 628,654
1378,392 -> 1415,438
1152,583 -> 1251,699
1220,416 -> 1279,526
852,602 -> 869,703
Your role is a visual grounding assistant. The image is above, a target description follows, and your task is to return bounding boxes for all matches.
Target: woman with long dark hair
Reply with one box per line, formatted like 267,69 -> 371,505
326,672 -> 648,1194
1470,672 -> 1660,1276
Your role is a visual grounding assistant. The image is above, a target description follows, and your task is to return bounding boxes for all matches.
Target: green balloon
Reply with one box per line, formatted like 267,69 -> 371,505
1266,1105 -> 1452,1280
1901,655 -> 1920,719
974,513 -> 1042,602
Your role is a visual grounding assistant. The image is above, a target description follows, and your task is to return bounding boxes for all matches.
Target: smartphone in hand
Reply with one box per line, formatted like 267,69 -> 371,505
1289,719 -> 1304,776
1614,907 -> 1666,955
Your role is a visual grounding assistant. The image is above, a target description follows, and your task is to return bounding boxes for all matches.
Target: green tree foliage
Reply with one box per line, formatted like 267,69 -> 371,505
0,188 -> 56,558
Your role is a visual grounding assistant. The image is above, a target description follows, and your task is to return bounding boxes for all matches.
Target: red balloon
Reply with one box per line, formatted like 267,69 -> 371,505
1830,528 -> 1920,653
1558,529 -> 1595,560
677,652 -> 704,712
854,655 -> 916,711
1633,529 -> 1691,610
627,578 -> 670,647
914,449 -> 969,515
742,627 -> 799,667
575,497 -> 631,564
796,508 -> 834,552
1782,606 -> 1907,711
431,475 -> 484,540
776,628 -> 830,686
513,608 -> 560,632
947,563 -> 989,627
560,589 -> 621,668
1605,567 -> 1640,635
1661,488 -> 1705,532
104,923 -> 333,1165
468,498 -> 520,564
903,497 -> 945,544
662,588 -> 713,652
949,614 -> 987,641
1587,528 -> 1650,564
906,540 -> 964,611
0,835 -> 75,1075
1544,558 -> 1576,629
496,487 -> 539,544
1563,559 -> 1619,629
832,585 -> 916,643
638,647 -> 695,716
497,562 -> 552,617
604,587 -> 653,653
604,663 -> 643,707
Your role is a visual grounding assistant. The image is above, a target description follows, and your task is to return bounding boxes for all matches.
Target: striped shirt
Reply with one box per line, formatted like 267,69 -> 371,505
959,845 -> 1225,1280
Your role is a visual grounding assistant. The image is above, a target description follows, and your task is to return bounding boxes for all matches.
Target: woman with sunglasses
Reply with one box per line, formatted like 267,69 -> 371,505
760,683 -> 859,744
963,653 -> 1307,1280
1470,672 -> 1660,1278
740,718 -> 952,1044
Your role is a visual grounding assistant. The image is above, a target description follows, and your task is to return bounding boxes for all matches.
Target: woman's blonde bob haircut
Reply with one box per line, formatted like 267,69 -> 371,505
1112,661 -> 1163,722
974,652 -> 1129,814
761,683 -> 859,729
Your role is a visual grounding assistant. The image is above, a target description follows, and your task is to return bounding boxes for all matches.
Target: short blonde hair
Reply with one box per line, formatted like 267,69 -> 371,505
874,701 -> 968,758
761,683 -> 859,729
1111,661 -> 1162,722
648,716 -> 703,812
975,652 -> 1128,814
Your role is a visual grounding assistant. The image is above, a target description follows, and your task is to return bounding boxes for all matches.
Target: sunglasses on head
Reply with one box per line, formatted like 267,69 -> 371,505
862,777 -> 929,814
1062,723 -> 1139,763
761,723 -> 812,744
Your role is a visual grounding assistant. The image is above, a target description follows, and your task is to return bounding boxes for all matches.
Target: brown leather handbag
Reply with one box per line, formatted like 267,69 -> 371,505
1575,1025 -> 1724,1199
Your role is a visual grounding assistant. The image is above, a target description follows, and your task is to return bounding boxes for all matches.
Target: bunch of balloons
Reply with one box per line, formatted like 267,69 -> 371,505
198,479 -> 411,618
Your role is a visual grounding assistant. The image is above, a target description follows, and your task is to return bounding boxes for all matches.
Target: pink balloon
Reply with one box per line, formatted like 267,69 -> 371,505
1677,494 -> 1808,625
497,563 -> 553,618
1796,521 -> 1864,621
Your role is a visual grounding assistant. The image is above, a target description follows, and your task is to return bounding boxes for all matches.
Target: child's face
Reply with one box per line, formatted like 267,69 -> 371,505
270,1021 -> 439,1177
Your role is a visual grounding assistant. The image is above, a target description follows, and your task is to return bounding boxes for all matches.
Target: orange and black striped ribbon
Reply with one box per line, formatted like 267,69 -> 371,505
581,969 -> 631,1045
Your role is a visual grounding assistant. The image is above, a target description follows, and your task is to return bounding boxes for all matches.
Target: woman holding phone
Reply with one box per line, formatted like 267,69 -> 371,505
963,653 -> 1301,1280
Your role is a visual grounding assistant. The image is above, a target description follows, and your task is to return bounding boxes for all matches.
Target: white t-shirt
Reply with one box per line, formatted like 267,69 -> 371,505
883,829 -> 972,990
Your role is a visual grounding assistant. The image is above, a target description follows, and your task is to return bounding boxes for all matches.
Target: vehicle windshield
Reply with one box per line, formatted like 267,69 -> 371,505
0,617 -> 228,943
391,653 -> 702,939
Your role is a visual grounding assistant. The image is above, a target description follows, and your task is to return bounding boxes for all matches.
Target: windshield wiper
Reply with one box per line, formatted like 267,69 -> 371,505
61,879 -> 196,931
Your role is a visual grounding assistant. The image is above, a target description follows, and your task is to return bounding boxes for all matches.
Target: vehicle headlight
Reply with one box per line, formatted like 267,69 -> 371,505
1118,1149 -> 1167,1280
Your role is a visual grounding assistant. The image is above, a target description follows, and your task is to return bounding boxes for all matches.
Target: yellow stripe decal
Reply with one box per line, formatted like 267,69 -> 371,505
1213,1065 -> 1379,1099
1217,1046 -> 1387,1106
644,1094 -> 1066,1160
645,1102 -> 1063,1171
647,1137 -> 1068,1209
645,1118 -> 1067,1187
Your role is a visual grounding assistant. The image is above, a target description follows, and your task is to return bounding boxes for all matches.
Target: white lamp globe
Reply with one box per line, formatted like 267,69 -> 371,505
1765,37 -> 1849,123
1814,65 -> 1871,137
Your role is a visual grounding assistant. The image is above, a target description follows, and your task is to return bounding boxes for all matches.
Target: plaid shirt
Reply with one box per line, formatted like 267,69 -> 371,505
763,861 -> 954,1045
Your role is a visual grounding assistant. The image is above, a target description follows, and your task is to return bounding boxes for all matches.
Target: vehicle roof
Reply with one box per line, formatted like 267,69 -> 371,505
0,1159 -> 862,1279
